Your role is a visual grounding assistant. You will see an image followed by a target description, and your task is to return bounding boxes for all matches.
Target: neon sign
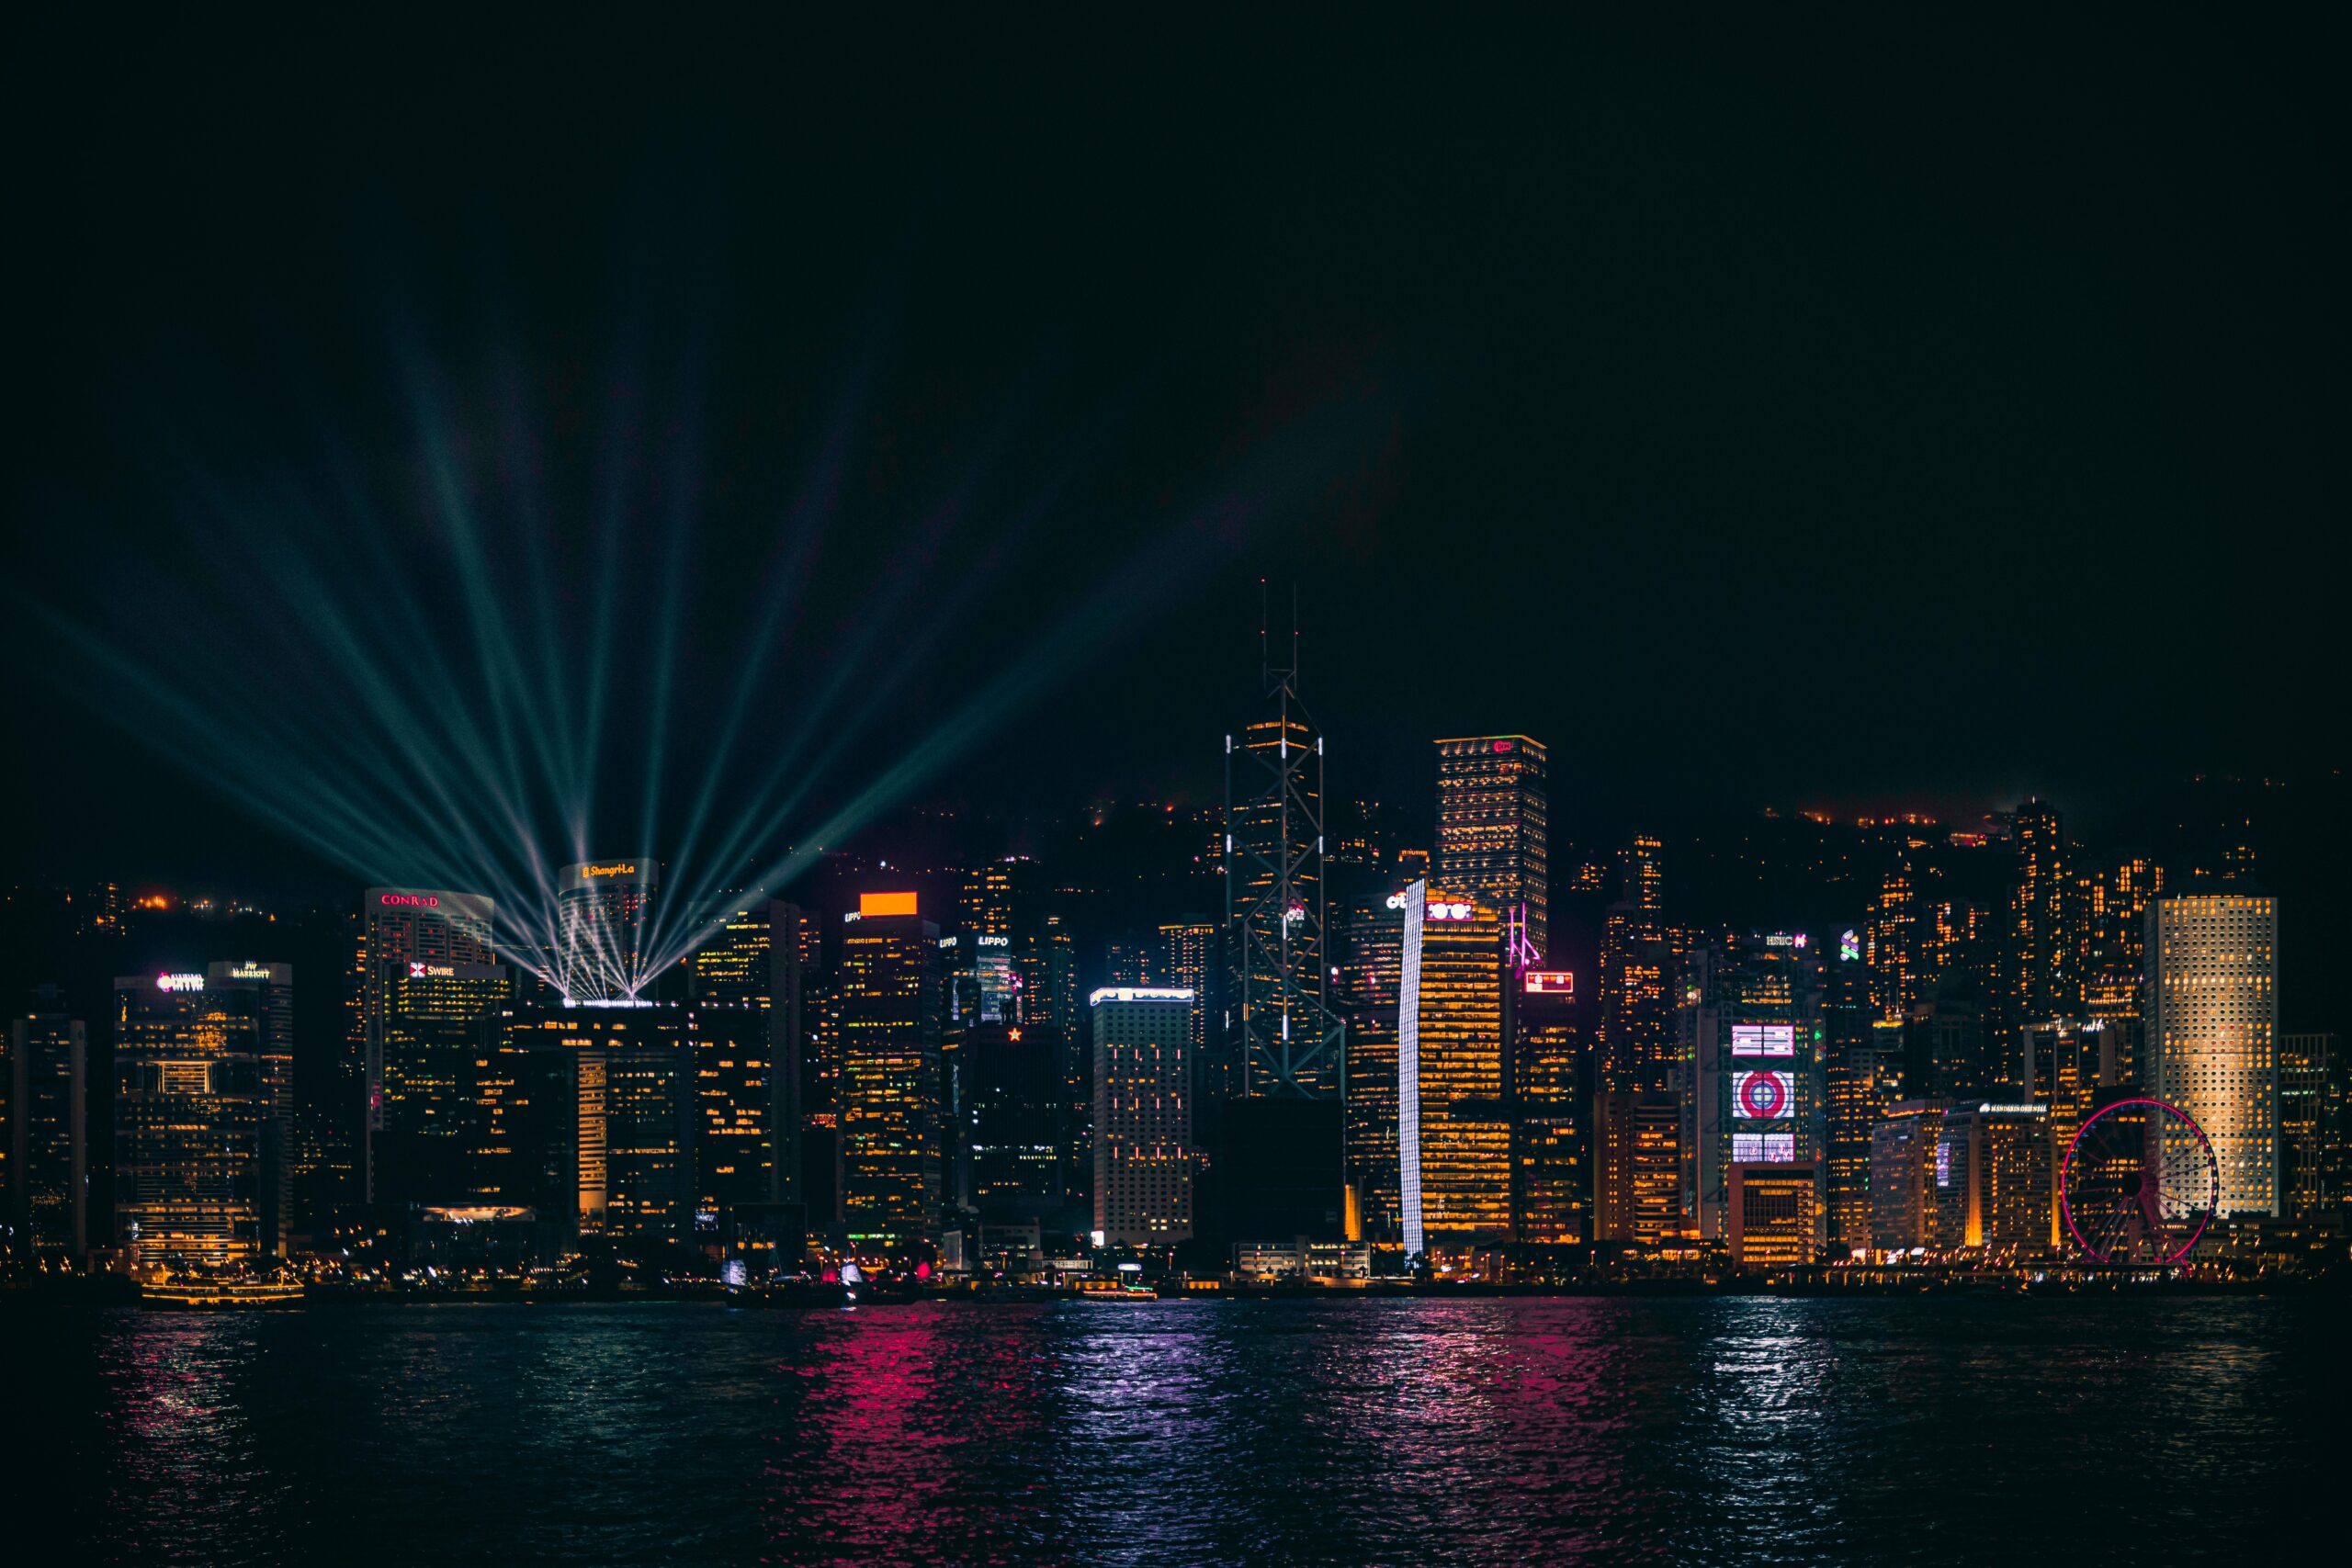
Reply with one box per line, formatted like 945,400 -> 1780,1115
407,962 -> 457,979
226,964 -> 274,981
1734,1070 -> 1793,1120
1764,931 -> 1808,949
1385,892 -> 1408,910
379,893 -> 440,908
1839,929 -> 1860,962
1492,739 -> 1513,752
157,973 -> 204,992
1523,970 -> 1574,994
1732,1023 -> 1796,1057
581,863 -> 639,879
1425,900 -> 1473,921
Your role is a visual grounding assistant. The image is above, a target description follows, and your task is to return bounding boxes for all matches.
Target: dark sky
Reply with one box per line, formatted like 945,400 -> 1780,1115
6,12 -> 2347,899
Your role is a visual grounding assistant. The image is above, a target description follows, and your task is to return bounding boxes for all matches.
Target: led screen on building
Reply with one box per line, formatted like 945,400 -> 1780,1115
1731,1023 -> 1795,1057
1733,1132 -> 1796,1162
1733,1070 -> 1794,1121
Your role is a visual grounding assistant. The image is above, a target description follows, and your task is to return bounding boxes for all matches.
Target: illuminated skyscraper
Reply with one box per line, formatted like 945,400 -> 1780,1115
1825,1016 -> 1905,1252
1597,836 -> 1683,1094
1332,886 -> 1406,1242
1868,1100 -> 1952,1255
1396,883 -> 1510,1257
1090,987 -> 1194,1246
1158,918 -> 1220,1077
370,959 -> 512,1208
1514,967 -> 1588,1245
113,971 -> 267,1276
207,961 -> 294,1255
1594,1090 -> 1680,1245
1934,1101 -> 2054,1255
2147,893 -> 2278,1216
1680,933 -> 1825,1246
1223,631 -> 1340,1100
838,891 -> 944,1253
2279,1032 -> 2340,1220
2012,800 -> 2083,1020
557,859 -> 660,1000
7,988 -> 87,1261
1433,736 -> 1549,957
495,1005 -> 698,1240
686,897 -> 811,1206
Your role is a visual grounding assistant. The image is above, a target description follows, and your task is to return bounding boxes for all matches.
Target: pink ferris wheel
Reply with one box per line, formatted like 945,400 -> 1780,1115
2059,1097 -> 2220,1266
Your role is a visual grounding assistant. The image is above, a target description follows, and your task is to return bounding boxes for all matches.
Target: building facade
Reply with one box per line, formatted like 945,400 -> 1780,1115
8,989 -> 86,1260
1433,736 -> 1550,958
838,893 -> 944,1254
1090,987 -> 1194,1246
2146,893 -> 2279,1217
113,972 -> 268,1276
1397,884 -> 1510,1257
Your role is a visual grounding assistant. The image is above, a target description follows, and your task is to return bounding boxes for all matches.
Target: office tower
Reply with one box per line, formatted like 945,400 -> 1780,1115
1597,835 -> 1683,1094
2280,1033 -> 2338,1219
1223,630 -> 1341,1100
113,971 -> 268,1276
1514,966 -> 1588,1245
1593,1090 -> 1681,1245
1826,1016 -> 1905,1253
2021,1016 -> 2108,1165
1917,916 -> 2015,1102
2012,799 -> 2083,1019
2146,893 -> 2279,1216
967,1018 -> 1063,1214
1865,863 -> 1924,1021
356,887 -> 499,1201
1090,987 -> 1194,1246
1680,933 -> 1826,1245
1868,1100 -> 1953,1255
839,891 -> 944,1254
1433,736 -> 1550,957
690,1002 -> 786,1225
1396,883 -> 1510,1258
2084,852 -> 2162,1084
202,961 -> 294,1255
1159,917 -> 1220,1088
368,957 -> 512,1209
1934,1101 -> 2054,1255
685,897 -> 809,1207
8,988 -> 86,1260
496,1005 -> 697,1239
1329,795 -> 1401,871
687,897 -> 776,1006
1331,886 -> 1407,1243
556,859 -> 659,1000
1727,1163 -> 1817,1269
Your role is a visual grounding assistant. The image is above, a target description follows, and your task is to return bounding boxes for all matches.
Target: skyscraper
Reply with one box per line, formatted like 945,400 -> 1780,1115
1331,886 -> 1406,1242
495,1005 -> 700,1240
368,956 -> 511,1210
1396,883 -> 1510,1258
1224,633 -> 1340,1100
2012,800 -> 2083,1020
207,961 -> 294,1255
113,970 -> 268,1277
1090,987 -> 1194,1247
557,859 -> 660,1000
838,891 -> 944,1255
1597,835 -> 1683,1094
1433,736 -> 1550,958
2146,893 -> 2278,1217
2280,1032 -> 2338,1220
1680,933 -> 1826,1247
8,987 -> 86,1261
1513,966 -> 1588,1245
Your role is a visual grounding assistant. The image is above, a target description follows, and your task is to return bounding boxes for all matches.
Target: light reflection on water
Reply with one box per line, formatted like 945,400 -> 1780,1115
8,1296 -> 2325,1566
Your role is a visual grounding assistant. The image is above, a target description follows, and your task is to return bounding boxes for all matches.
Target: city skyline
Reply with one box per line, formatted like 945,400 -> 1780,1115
3,14 -> 2345,1564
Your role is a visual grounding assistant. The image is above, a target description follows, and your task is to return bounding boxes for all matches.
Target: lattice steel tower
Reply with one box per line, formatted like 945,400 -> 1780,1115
1223,594 -> 1344,1099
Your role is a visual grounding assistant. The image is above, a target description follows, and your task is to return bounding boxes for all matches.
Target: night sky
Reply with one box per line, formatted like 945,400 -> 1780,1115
8,12 -> 2347,899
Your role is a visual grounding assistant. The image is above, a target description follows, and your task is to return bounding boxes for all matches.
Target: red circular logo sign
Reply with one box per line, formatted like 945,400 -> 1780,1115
1739,1073 -> 1788,1119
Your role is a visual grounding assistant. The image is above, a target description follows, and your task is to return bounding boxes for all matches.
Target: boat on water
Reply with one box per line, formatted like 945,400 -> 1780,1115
140,1275 -> 306,1310
1079,1285 -> 1161,1303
